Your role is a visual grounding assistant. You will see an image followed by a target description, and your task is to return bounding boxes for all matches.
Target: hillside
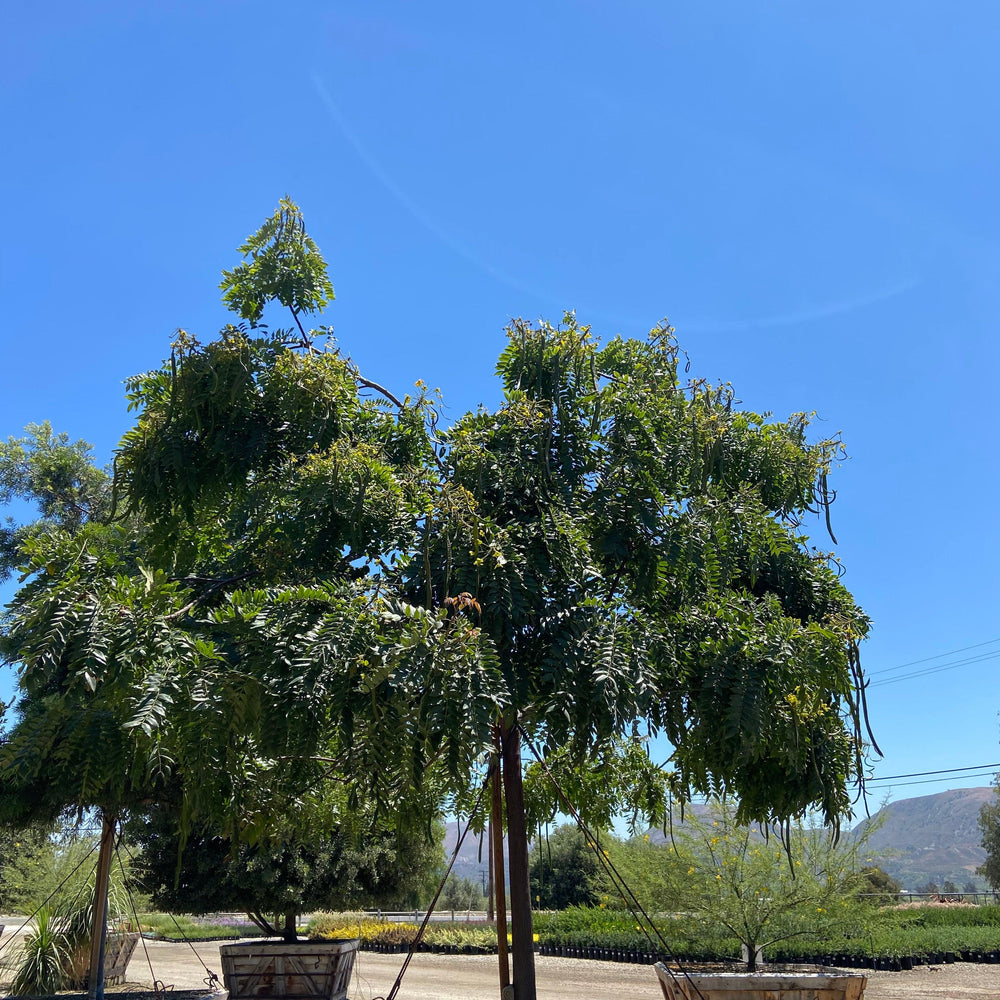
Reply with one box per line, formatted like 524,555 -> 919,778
853,786 -> 995,890
442,787 -> 1000,893
442,823 -> 497,885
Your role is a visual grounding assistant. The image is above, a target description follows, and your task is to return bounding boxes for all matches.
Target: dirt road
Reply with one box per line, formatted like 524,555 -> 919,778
100,939 -> 1000,1000
3,923 -> 998,999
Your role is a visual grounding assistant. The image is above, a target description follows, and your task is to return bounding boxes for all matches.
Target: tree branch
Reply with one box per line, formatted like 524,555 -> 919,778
165,572 -> 255,621
289,308 -> 314,350
351,369 -> 406,410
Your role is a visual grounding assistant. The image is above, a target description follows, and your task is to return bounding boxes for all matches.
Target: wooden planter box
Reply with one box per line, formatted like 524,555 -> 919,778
219,939 -> 359,1000
654,961 -> 867,1000
65,930 -> 140,989
104,930 -> 141,984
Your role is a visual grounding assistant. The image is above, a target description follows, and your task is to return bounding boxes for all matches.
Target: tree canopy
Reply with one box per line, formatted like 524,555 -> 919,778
1,198 -> 875,906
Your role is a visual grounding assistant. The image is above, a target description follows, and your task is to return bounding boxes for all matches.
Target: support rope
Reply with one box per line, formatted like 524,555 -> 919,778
378,757 -> 497,1000
519,727 -> 710,1000
0,835 -> 101,960
116,837 -> 225,995
114,840 -> 160,994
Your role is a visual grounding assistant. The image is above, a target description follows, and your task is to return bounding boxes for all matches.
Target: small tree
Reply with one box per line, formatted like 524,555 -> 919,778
441,874 -> 486,911
857,865 -> 901,904
0,820 -> 54,912
609,801 -> 872,970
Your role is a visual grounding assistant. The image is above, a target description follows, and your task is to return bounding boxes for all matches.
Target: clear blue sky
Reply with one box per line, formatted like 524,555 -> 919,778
3,2 -> 999,812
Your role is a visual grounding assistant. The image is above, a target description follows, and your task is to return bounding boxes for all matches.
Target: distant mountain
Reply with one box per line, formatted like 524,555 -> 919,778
442,822 -> 497,885
442,787 -> 999,893
853,786 -> 995,891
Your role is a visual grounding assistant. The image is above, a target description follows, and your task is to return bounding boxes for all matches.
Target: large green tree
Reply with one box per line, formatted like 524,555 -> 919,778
130,798 -> 444,939
1,201 -> 875,1000
529,823 -> 601,910
408,312 -> 875,993
978,786 -> 1000,889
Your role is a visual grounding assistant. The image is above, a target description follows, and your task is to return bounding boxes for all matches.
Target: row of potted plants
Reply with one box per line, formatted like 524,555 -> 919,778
300,905 -> 1000,967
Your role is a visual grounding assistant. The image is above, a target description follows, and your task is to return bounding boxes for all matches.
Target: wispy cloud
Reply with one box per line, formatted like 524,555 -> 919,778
311,72 -> 561,308
682,276 -> 919,334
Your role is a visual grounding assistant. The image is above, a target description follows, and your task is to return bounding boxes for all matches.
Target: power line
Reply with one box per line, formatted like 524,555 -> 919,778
867,771 -> 997,790
868,648 -> 1000,688
869,636 -> 1000,676
867,763 -> 1000,783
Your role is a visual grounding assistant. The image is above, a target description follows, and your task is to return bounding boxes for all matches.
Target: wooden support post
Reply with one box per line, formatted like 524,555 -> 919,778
491,739 -> 509,995
501,719 -> 535,1000
486,818 -> 495,923
87,812 -> 116,1000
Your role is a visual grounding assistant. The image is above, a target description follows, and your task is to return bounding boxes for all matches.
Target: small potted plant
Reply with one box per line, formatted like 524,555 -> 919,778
616,801 -> 871,999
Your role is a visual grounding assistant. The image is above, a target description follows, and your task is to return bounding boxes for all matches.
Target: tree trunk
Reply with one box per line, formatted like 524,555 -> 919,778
282,910 -> 298,942
87,812 -> 116,1000
501,719 -> 535,1000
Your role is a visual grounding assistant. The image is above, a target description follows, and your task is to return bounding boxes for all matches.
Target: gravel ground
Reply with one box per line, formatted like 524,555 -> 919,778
3,922 -> 998,999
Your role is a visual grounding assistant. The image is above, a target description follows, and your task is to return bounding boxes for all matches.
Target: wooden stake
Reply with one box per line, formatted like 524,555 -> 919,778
491,738 -> 509,994
486,818 -> 495,923
87,812 -> 116,1000
501,719 -> 535,1000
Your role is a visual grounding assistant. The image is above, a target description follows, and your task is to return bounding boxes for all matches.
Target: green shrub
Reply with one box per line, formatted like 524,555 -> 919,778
7,907 -> 71,996
138,912 -> 267,940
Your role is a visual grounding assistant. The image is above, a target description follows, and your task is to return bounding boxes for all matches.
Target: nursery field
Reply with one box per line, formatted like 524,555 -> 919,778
120,904 -> 1000,971
297,904 -> 1000,972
